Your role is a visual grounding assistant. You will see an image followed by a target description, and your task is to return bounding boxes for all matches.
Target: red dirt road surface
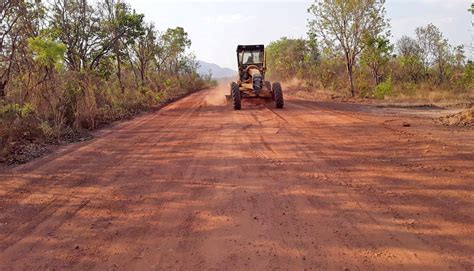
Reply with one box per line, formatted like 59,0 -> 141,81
0,87 -> 473,270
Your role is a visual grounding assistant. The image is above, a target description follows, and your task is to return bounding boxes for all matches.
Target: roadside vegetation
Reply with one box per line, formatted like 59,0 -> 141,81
266,0 -> 473,105
0,0 -> 213,163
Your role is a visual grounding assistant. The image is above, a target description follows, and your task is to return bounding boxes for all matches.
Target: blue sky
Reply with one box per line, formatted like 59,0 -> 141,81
131,0 -> 473,69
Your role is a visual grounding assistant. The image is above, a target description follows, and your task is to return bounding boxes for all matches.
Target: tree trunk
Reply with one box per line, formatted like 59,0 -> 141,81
140,61 -> 146,87
372,64 -> 380,85
127,57 -> 140,90
117,54 -> 125,93
437,63 -> 445,85
0,80 -> 6,98
347,64 -> 355,97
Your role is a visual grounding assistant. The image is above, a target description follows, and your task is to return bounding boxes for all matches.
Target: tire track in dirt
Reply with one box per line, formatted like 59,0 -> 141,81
0,92 -> 208,269
275,98 -> 473,269
0,87 -> 472,270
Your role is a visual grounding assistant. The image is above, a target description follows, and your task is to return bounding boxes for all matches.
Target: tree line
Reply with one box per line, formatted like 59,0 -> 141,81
1,0 -> 211,161
266,0 -> 473,99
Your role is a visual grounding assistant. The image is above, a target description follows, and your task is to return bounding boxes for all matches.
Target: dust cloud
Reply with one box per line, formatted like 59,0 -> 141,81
204,80 -> 233,106
281,77 -> 305,91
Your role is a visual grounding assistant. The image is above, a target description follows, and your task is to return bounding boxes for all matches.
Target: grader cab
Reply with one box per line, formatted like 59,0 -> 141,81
229,45 -> 284,110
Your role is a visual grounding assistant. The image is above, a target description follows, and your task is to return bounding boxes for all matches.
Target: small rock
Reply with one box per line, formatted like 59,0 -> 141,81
402,122 -> 411,127
136,250 -> 145,259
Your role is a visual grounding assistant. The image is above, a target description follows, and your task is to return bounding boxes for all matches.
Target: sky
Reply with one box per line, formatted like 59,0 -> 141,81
130,0 -> 473,69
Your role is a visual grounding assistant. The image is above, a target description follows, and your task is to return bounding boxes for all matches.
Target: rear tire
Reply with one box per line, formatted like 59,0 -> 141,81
272,82 -> 284,109
231,82 -> 241,110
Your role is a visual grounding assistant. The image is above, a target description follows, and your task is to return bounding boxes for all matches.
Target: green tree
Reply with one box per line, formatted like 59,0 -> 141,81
266,37 -> 309,80
28,37 -> 66,71
98,0 -> 145,92
452,45 -> 465,70
415,24 -> 451,83
132,22 -> 158,86
308,0 -> 390,97
50,0 -> 144,74
157,27 -> 191,74
462,61 -> 473,88
396,36 -> 423,83
360,34 -> 393,85
306,32 -> 321,65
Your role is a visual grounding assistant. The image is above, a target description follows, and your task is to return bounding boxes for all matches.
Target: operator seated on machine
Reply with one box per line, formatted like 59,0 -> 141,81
244,54 -> 254,65
241,54 -> 254,81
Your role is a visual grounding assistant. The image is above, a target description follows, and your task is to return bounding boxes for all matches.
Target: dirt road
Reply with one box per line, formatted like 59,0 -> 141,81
0,87 -> 473,270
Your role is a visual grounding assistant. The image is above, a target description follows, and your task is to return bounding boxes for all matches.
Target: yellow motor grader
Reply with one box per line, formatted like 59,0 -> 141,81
228,45 -> 284,110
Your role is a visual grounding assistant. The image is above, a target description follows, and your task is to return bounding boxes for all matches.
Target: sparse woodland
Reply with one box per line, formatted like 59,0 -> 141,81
266,0 -> 473,101
0,0 -> 213,162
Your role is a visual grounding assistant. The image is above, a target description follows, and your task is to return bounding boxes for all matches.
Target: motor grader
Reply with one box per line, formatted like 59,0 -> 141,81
228,45 -> 284,110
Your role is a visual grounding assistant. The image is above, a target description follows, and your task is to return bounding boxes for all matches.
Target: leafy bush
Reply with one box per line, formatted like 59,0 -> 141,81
374,77 -> 393,99
462,62 -> 474,88
28,37 -> 66,70
38,121 -> 55,138
0,103 -> 35,119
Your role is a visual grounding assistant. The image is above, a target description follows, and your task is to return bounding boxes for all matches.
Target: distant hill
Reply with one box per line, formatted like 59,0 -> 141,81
197,60 -> 237,79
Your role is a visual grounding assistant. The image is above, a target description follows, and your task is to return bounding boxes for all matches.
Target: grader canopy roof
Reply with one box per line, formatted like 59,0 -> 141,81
237,45 -> 264,65
236,45 -> 264,52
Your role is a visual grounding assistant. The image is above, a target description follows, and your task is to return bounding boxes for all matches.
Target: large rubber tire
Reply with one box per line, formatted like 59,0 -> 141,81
272,82 -> 284,109
231,82 -> 241,110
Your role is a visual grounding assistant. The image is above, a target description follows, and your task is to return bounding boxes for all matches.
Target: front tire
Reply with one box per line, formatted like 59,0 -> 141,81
272,82 -> 284,109
231,82 -> 241,110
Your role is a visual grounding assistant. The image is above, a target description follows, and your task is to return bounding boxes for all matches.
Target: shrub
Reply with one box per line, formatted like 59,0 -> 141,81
374,77 -> 393,99
462,62 -> 474,89
0,103 -> 35,119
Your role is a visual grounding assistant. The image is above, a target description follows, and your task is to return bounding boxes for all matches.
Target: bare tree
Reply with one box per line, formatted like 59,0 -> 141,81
0,0 -> 23,97
50,0 -> 101,72
415,24 -> 451,83
0,0 -> 43,98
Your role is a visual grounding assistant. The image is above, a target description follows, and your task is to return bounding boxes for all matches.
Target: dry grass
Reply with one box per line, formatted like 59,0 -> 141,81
438,108 -> 474,127
0,74 -> 212,165
386,83 -> 474,108
281,77 -> 473,109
